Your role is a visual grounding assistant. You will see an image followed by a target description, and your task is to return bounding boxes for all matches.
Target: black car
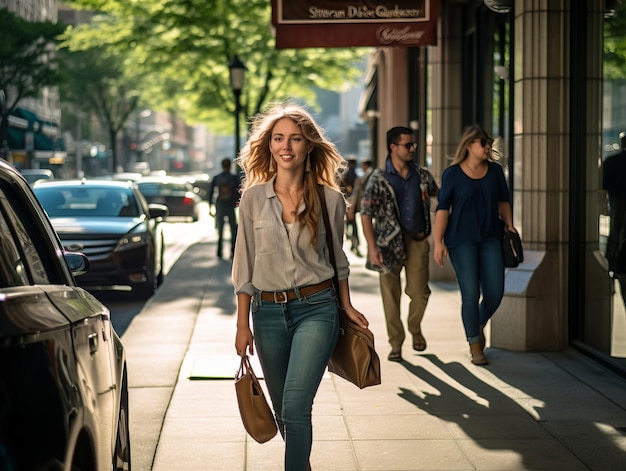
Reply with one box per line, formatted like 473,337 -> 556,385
136,176 -> 202,221
33,179 -> 168,300
0,158 -> 131,470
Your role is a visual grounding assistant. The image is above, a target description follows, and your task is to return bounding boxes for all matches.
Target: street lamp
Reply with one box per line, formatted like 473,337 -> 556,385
228,55 -> 247,158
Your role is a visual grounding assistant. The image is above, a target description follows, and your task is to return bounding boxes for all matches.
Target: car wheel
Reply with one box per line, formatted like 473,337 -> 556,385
135,277 -> 156,301
114,373 -> 131,471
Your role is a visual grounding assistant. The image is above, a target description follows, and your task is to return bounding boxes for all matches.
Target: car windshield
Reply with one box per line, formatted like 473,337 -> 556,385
34,186 -> 142,218
137,181 -> 190,196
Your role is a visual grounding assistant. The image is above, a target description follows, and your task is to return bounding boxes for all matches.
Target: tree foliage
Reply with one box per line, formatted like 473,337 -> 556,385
61,0 -> 370,133
604,2 -> 626,79
58,46 -> 142,171
0,8 -> 66,110
0,8 -> 66,154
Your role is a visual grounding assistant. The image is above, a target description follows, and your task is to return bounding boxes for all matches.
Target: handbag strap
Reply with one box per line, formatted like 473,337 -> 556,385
317,184 -> 339,287
236,355 -> 255,381
317,185 -> 350,328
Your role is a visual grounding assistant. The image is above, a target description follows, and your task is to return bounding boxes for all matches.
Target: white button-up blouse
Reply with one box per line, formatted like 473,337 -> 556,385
232,178 -> 350,296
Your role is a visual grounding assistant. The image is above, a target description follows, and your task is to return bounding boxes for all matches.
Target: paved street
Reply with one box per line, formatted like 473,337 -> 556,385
122,232 -> 626,470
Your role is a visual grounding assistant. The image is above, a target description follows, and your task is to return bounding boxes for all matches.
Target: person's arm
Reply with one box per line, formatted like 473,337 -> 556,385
498,201 -> 516,232
337,278 -> 369,329
433,209 -> 449,267
361,214 -> 383,267
235,293 -> 254,356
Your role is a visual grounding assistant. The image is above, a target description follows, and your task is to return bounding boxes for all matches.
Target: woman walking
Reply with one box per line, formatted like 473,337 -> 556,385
233,103 -> 369,470
432,125 -> 516,365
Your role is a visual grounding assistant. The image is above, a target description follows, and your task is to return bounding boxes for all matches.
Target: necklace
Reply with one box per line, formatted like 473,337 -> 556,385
274,183 -> 303,217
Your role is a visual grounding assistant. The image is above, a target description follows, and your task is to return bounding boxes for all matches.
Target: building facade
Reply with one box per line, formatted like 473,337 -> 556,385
3,0 -> 65,169
362,0 -> 625,374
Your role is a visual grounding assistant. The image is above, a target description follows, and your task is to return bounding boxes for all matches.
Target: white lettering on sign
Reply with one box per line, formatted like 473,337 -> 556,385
308,5 -> 423,21
309,7 -> 346,19
377,25 -> 425,44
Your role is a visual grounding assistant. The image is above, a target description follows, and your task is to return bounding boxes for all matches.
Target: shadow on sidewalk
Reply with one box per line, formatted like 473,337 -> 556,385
203,258 -> 237,316
397,353 -> 626,470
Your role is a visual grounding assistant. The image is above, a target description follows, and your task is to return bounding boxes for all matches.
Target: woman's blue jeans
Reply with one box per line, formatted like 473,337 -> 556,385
448,239 -> 504,344
252,286 -> 339,471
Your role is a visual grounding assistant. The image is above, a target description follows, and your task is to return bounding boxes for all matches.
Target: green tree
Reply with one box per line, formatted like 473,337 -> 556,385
58,47 -> 141,172
61,0 -> 369,134
604,2 -> 626,79
0,8 -> 65,158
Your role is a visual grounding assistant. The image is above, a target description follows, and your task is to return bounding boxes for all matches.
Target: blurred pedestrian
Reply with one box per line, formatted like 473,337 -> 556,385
360,126 -> 438,362
432,125 -> 516,366
346,159 -> 374,257
342,158 -> 361,255
602,131 -> 626,309
209,158 -> 240,259
232,103 -> 369,471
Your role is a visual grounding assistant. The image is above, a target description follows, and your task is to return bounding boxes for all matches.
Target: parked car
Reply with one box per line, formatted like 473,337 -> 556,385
0,158 -> 131,470
181,173 -> 212,201
33,179 -> 168,300
19,168 -> 54,186
136,176 -> 202,221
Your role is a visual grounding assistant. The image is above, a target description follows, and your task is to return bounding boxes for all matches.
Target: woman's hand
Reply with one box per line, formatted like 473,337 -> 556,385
433,241 -> 448,268
343,305 -> 369,329
235,325 -> 254,356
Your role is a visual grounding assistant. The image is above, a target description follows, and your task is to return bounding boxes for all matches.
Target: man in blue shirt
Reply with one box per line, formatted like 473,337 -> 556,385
361,126 -> 438,362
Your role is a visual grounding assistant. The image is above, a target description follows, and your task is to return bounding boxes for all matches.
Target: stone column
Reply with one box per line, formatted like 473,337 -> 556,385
491,1 -> 612,351
428,1 -> 464,282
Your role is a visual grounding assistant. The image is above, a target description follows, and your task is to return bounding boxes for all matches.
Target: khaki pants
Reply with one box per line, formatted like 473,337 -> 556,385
379,234 -> 431,351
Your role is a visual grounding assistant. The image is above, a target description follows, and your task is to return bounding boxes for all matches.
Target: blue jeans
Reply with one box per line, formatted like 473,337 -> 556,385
448,239 -> 504,344
252,287 -> 339,471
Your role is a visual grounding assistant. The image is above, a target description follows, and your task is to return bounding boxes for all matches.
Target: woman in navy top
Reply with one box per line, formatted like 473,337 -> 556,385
432,125 -> 517,365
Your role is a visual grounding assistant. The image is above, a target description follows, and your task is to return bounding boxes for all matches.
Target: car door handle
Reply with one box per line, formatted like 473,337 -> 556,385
88,332 -> 98,354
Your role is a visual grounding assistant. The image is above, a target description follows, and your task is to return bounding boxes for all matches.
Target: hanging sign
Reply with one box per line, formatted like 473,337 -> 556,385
271,0 -> 439,49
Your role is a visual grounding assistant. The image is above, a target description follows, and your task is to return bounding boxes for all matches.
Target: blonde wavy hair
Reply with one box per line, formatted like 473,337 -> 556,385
450,124 -> 497,165
236,102 -> 347,246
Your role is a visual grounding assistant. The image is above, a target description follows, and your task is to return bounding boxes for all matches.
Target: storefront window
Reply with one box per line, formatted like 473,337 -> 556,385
601,2 -> 626,366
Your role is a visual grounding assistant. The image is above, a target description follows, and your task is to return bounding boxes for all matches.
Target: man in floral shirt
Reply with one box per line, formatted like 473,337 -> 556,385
360,126 -> 438,362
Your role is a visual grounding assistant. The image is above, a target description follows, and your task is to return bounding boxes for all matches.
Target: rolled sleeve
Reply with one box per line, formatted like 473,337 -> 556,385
325,187 -> 350,281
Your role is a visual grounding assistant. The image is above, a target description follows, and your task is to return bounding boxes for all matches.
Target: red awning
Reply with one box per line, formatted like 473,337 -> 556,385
271,0 -> 439,49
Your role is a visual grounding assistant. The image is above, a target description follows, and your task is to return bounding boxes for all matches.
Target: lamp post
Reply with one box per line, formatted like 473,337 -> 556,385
228,55 -> 246,158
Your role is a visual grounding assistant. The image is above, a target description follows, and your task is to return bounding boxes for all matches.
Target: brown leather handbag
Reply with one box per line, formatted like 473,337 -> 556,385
318,185 -> 381,389
234,355 -> 278,443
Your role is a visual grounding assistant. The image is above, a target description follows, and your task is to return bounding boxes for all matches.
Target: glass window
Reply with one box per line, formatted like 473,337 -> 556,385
0,187 -> 50,286
601,3 -> 626,366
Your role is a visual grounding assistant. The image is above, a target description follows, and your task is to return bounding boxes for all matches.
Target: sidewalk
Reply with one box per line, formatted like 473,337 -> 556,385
122,237 -> 626,471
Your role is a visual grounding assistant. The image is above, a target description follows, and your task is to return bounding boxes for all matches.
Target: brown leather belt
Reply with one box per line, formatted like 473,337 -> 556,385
260,279 -> 332,303
405,231 -> 426,241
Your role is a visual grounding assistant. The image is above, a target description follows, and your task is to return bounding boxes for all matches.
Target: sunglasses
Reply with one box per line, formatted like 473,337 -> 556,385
475,137 -> 494,147
396,141 -> 416,150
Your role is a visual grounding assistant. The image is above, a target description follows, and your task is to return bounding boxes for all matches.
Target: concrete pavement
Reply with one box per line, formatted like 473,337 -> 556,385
121,235 -> 626,470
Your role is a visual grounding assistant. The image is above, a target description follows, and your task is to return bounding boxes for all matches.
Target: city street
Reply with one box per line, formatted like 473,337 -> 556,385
120,219 -> 626,471
107,204 -> 212,336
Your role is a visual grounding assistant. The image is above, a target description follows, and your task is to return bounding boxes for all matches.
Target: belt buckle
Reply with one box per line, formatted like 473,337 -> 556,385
273,291 -> 288,303
412,231 -> 425,241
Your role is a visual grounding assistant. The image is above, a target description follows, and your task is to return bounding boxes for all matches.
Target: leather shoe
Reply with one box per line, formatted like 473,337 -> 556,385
413,333 -> 427,352
469,343 -> 488,365
387,351 -> 402,362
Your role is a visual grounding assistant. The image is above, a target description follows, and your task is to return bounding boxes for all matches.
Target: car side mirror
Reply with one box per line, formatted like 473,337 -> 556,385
65,252 -> 90,277
148,203 -> 169,220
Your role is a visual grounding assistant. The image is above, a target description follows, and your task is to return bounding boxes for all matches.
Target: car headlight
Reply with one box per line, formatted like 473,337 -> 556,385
115,226 -> 149,252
